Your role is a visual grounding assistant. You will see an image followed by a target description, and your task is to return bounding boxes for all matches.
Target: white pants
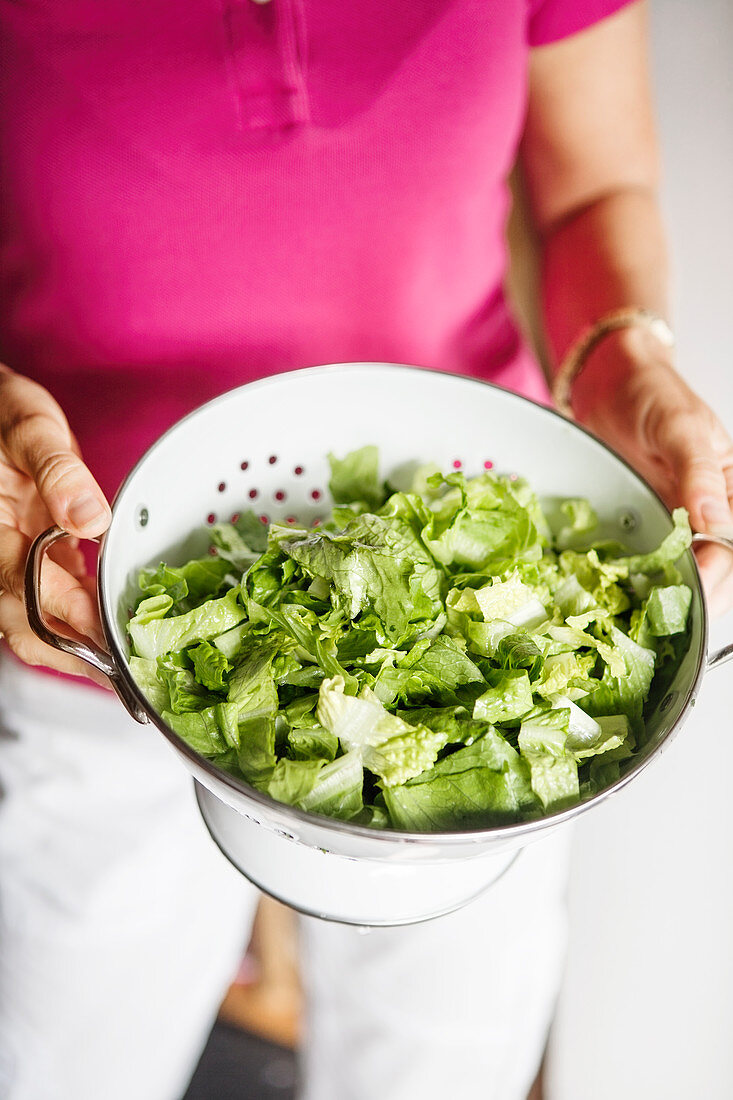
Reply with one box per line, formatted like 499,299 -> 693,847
0,655 -> 570,1100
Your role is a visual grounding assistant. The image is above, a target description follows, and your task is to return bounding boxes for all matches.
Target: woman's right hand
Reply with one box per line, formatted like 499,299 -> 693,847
0,365 -> 113,681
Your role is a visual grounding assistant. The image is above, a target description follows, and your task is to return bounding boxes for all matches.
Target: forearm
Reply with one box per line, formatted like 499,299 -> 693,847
541,186 -> 668,364
539,186 -> 676,427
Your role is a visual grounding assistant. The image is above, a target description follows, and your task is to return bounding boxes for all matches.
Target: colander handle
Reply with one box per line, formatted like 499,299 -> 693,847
691,532 -> 733,670
24,525 -> 150,724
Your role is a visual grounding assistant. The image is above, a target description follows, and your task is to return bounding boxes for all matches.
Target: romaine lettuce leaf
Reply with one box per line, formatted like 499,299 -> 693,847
518,709 -> 579,811
611,508 -> 692,576
583,625 -> 656,723
328,445 -> 386,511
129,589 -> 244,660
288,725 -> 339,762
383,730 -> 537,830
421,473 -> 538,575
189,641 -> 231,691
298,751 -> 364,820
227,633 -> 282,718
555,498 -> 598,551
163,700 -> 239,755
156,651 -> 218,714
138,556 -> 232,608
473,668 -> 534,723
128,655 -> 171,714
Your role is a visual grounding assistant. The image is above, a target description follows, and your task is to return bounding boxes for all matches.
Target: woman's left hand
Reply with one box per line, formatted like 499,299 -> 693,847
569,326 -> 733,618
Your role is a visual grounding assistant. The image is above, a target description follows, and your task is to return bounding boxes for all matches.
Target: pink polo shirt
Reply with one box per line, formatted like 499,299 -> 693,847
1,0 -> 631,503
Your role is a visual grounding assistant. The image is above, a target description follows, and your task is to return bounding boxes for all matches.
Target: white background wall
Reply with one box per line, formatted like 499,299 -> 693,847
547,3 -> 733,1096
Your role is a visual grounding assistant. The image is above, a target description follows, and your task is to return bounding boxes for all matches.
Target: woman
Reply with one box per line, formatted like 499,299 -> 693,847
1,2 -> 731,1098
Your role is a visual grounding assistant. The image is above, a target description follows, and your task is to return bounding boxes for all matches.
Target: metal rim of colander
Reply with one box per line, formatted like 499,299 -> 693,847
98,363 -> 709,847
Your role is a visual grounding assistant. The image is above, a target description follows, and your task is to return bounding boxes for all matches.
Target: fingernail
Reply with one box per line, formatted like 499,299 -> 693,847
700,499 -> 733,537
67,494 -> 109,532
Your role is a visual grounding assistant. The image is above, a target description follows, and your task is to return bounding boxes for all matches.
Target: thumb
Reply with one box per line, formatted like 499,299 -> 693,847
0,371 -> 111,538
660,422 -> 733,537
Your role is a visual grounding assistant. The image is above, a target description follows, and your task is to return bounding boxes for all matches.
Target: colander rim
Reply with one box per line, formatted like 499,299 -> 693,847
98,362 -> 708,846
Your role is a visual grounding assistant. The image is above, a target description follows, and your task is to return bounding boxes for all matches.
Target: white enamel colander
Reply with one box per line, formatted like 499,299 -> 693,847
25,364 -> 732,925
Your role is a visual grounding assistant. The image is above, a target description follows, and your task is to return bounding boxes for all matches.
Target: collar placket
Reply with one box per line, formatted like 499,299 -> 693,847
223,0 -> 310,131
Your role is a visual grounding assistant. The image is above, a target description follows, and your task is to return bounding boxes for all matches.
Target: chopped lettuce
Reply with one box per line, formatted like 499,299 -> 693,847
125,447 -> 694,832
383,731 -> 536,831
518,709 -> 580,811
129,589 -> 244,660
473,669 -> 534,723
328,445 -> 386,511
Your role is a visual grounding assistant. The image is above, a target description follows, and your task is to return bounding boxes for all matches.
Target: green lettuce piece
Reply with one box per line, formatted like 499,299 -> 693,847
629,585 -> 692,709
545,695 -> 631,760
463,619 -> 514,658
279,665 -> 326,691
128,589 -> 244,660
328,445 -> 386,510
227,633 -> 283,718
288,726 -> 339,762
129,593 -> 173,624
281,693 -> 318,726
138,556 -> 232,608
398,632 -> 472,687
317,675 -> 409,750
629,584 -> 692,654
211,510 -> 268,566
496,633 -> 544,682
553,574 -> 596,618
242,547 -> 294,609
299,751 -> 364,820
377,489 -> 433,532
236,715 -> 276,781
555,498 -> 598,550
249,601 -> 358,693
421,472 -> 538,575
277,511 -> 442,645
473,668 -> 534,723
395,706 -> 490,746
336,625 -> 380,663
644,585 -> 692,636
587,739 -> 635,792
559,549 -> 630,615
162,700 -> 239,754
534,651 -> 596,700
156,652 -> 217,714
128,655 -> 171,714
471,573 -> 548,631
572,713 -> 631,760
189,640 -> 232,691
383,730 -> 537,831
409,729 -> 527,780
584,625 -> 656,723
364,725 -> 448,787
518,709 -> 579,811
358,802 -> 391,829
138,563 -> 189,603
373,635 -> 484,707
260,758 -> 326,804
213,622 -> 250,660
316,676 -> 451,784
502,476 -> 552,546
545,623 -> 625,679
612,508 -> 692,575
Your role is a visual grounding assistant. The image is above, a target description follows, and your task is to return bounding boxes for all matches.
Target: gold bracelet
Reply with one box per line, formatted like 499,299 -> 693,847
551,307 -> 675,419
